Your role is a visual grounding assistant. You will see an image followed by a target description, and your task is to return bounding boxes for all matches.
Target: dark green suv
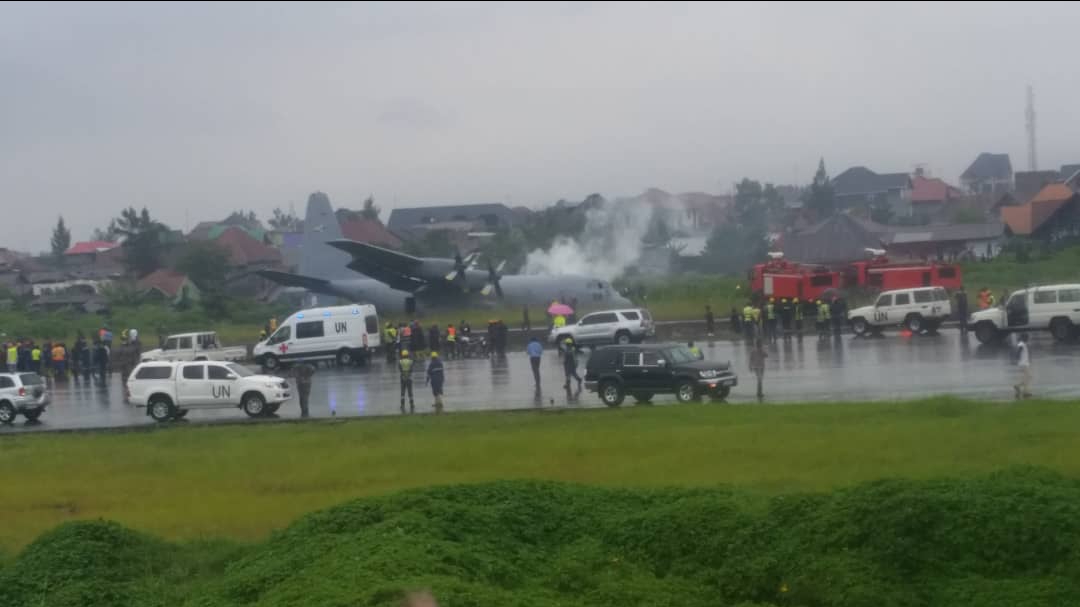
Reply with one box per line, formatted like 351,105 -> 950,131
583,343 -> 737,406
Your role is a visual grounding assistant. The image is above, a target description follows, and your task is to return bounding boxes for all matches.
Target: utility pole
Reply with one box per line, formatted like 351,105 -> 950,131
1025,84 -> 1037,171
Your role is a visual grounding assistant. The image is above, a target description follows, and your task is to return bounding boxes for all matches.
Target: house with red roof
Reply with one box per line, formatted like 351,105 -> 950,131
910,175 -> 964,219
137,269 -> 200,305
1000,183 -> 1080,241
340,218 -> 402,249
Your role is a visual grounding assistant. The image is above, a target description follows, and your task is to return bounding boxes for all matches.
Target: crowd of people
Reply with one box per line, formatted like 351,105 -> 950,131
3,326 -> 142,384
730,296 -> 847,344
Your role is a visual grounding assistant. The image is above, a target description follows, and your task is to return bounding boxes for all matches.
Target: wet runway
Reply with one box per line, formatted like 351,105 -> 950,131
4,329 -> 1080,434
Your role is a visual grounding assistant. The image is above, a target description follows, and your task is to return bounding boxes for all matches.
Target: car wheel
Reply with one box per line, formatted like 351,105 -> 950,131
0,402 -> 16,424
336,348 -> 353,366
615,331 -> 631,345
974,322 -> 1001,345
149,398 -> 174,422
710,385 -> 731,401
1050,318 -> 1073,343
263,354 -> 280,371
22,408 -> 43,422
904,314 -> 924,333
632,392 -> 653,404
675,381 -> 698,403
851,317 -> 869,336
599,381 -> 624,407
242,393 -> 266,418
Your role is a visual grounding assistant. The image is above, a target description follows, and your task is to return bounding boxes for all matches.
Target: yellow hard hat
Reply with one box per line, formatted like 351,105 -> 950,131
793,297 -> 800,302
401,350 -> 409,357
564,337 -> 573,345
816,299 -> 822,304
769,297 -> 775,302
430,351 -> 438,358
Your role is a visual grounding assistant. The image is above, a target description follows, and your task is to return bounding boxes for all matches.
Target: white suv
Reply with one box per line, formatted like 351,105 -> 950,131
0,372 -> 50,424
127,361 -> 291,422
847,286 -> 952,336
549,309 -> 655,346
969,284 -> 1080,344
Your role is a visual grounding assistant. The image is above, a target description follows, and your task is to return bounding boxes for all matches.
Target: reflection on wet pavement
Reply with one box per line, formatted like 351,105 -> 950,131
4,330 -> 1080,434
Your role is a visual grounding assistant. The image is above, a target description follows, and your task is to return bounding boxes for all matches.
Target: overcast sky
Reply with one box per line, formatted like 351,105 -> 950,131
2,1 -> 1078,251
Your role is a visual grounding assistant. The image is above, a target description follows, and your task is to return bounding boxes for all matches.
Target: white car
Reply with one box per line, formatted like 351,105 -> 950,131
847,286 -> 952,336
969,284 -> 1080,344
548,308 -> 655,346
0,372 -> 49,424
140,332 -> 247,363
126,361 -> 291,422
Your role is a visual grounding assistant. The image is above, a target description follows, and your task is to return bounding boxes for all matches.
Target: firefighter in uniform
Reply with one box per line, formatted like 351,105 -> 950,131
398,349 -> 415,414
793,297 -> 804,339
742,303 -> 756,341
817,299 -> 830,340
751,305 -> 762,339
384,323 -> 398,362
779,298 -> 792,341
765,298 -> 777,343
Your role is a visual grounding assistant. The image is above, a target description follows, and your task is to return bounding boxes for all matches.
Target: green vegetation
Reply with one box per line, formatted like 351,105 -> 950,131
962,244 -> 1080,296
5,469 -> 1080,606
5,398 -> 1080,555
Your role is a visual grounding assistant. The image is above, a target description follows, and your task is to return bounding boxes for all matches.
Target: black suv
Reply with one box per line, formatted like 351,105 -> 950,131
583,343 -> 737,406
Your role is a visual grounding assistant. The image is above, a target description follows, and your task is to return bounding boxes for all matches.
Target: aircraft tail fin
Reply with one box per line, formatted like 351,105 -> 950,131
300,192 -> 353,280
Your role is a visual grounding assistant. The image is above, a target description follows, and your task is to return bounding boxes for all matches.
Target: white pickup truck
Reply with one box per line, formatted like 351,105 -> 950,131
126,360 -> 291,422
140,332 -> 247,363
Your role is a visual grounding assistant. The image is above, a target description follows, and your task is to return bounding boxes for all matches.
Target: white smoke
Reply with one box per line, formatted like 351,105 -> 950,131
522,197 -> 660,280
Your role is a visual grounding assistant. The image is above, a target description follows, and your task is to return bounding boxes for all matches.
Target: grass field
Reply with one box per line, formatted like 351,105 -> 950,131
4,397 -> 1080,556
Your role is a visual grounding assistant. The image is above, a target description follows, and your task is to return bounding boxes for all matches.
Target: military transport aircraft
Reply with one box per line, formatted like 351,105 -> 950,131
258,196 -> 631,314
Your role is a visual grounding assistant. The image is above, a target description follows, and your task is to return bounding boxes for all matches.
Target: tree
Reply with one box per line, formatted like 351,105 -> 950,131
701,222 -> 769,276
805,158 -> 836,219
361,196 -> 381,223
268,207 -> 302,232
112,207 -> 172,277
175,241 -> 232,315
50,216 -> 71,263
733,178 -> 766,229
91,219 -> 120,242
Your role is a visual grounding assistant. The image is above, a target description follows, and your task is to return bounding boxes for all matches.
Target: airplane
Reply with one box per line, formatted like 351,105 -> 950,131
258,195 -> 631,315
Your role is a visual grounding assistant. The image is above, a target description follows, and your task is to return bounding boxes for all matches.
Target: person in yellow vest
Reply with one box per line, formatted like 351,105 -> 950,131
398,350 -> 415,414
817,299 -> 830,340
269,317 -> 278,332
384,322 -> 398,362
5,342 -> 16,373
742,304 -> 755,341
31,343 -> 42,375
553,314 -> 566,329
750,305 -> 762,338
687,341 -> 702,359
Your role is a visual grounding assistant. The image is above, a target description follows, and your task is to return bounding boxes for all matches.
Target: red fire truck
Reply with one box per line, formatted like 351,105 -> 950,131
750,252 -> 962,301
748,255 -> 842,302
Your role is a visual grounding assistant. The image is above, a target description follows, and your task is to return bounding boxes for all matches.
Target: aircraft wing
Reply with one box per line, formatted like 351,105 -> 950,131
345,258 -> 426,292
328,239 -> 434,292
256,270 -> 349,298
328,240 -> 424,270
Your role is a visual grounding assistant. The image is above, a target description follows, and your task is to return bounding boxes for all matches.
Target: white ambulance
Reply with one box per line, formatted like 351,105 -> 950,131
252,304 -> 380,370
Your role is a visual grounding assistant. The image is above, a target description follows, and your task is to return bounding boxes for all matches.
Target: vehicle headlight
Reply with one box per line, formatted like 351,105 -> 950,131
699,369 -> 718,379
264,381 -> 279,389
